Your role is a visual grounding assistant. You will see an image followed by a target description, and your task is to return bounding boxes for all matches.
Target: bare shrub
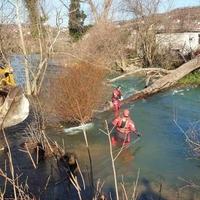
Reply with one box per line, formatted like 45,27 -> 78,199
43,62 -> 108,124
122,0 -> 184,69
0,0 -> 19,64
185,125 -> 200,157
0,25 -> 19,64
122,0 -> 161,67
153,48 -> 183,69
174,119 -> 200,158
64,22 -> 129,70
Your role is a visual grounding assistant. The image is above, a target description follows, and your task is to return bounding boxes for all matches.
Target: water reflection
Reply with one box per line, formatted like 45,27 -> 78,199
138,178 -> 167,200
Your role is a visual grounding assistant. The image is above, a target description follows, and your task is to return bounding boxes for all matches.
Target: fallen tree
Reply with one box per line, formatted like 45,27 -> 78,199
108,67 -> 171,83
122,57 -> 200,104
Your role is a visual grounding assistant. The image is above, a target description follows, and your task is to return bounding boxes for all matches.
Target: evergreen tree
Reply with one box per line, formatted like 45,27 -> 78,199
68,0 -> 86,40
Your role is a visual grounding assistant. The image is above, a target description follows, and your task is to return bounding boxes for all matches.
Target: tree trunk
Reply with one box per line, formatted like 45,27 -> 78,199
15,0 -> 32,95
122,58 -> 200,104
109,67 -> 171,83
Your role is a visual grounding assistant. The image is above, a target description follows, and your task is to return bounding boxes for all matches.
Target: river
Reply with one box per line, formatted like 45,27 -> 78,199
1,56 -> 200,199
47,76 -> 200,199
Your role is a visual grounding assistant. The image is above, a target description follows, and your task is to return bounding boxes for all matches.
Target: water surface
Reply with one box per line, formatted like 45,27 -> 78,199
3,56 -> 200,199
48,76 -> 200,199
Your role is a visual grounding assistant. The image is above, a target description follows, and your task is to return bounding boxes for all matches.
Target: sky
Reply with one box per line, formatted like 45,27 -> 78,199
170,0 -> 200,8
159,0 -> 200,12
44,0 -> 200,27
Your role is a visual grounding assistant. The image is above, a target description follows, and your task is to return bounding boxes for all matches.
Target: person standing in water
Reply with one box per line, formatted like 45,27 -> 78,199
112,109 -> 140,145
111,85 -> 123,117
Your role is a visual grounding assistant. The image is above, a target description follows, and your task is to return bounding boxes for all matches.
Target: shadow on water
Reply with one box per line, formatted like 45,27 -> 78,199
0,107 -> 33,150
138,178 -> 167,200
0,111 -> 96,199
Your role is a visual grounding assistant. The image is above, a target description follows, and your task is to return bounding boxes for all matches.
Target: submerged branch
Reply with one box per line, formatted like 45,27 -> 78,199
108,67 -> 171,83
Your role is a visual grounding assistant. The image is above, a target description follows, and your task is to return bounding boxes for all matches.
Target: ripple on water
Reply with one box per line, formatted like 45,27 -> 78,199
2,68 -> 200,199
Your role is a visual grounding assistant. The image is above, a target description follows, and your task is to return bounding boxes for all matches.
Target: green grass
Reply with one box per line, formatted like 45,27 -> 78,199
178,71 -> 200,85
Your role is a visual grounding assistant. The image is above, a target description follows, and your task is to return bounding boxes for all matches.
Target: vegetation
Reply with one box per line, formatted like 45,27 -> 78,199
68,0 -> 87,40
23,0 -> 41,37
178,71 -> 200,85
0,25 -> 19,65
0,0 -> 200,199
123,0 -> 161,68
42,61 -> 108,124
0,1 -> 20,64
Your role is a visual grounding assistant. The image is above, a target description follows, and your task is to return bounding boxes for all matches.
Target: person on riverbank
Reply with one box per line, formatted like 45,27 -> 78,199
0,64 -> 16,88
112,85 -> 123,117
112,109 -> 139,145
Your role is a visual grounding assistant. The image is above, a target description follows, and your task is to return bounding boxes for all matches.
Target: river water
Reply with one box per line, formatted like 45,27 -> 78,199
1,56 -> 200,199
47,76 -> 200,199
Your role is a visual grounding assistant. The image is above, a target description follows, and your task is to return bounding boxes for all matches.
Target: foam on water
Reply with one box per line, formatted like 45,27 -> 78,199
63,122 -> 94,135
172,89 -> 185,95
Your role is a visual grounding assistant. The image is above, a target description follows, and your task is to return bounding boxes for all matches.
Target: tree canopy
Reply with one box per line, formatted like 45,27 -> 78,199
68,0 -> 87,40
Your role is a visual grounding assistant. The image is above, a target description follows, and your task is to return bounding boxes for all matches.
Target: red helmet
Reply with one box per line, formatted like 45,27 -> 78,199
123,109 -> 129,117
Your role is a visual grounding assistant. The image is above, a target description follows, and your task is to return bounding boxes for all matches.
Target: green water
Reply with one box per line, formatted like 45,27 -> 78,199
47,77 -> 200,198
4,55 -> 200,199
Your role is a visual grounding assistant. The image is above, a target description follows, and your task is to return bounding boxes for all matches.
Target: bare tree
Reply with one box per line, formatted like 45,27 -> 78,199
86,0 -> 114,23
124,0 -> 161,16
8,0 -> 62,95
174,117 -> 200,158
0,0 -> 19,65
0,128 -> 36,200
121,57 -> 200,104
63,21 -> 129,71
123,0 -> 164,67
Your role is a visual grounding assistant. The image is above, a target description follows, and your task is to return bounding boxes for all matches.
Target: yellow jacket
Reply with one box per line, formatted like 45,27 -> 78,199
0,65 -> 16,87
